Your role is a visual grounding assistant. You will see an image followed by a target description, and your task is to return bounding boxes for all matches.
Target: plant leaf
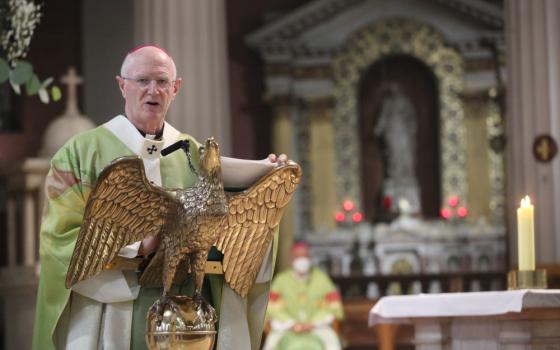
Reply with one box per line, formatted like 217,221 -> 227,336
10,80 -> 21,95
38,88 -> 50,103
26,74 -> 41,95
51,85 -> 62,101
41,77 -> 54,88
0,58 -> 9,83
10,60 -> 34,85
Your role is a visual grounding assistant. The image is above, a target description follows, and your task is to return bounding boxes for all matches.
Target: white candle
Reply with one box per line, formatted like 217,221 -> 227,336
517,196 -> 535,271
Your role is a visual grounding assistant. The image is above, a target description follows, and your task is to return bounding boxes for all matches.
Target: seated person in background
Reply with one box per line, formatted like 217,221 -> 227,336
263,242 -> 344,350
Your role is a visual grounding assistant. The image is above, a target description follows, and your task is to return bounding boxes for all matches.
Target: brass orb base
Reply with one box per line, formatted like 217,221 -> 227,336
145,295 -> 217,350
507,269 -> 548,290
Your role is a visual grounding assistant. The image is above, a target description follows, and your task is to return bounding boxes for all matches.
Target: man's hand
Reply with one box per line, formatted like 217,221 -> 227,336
138,236 -> 160,256
267,153 -> 288,166
220,153 -> 289,188
291,322 -> 313,333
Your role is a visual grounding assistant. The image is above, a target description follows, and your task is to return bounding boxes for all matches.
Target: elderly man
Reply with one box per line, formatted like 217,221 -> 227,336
32,45 -> 284,350
264,242 -> 344,350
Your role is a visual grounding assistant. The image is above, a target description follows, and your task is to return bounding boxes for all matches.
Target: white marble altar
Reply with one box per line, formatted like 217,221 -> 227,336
370,290 -> 560,350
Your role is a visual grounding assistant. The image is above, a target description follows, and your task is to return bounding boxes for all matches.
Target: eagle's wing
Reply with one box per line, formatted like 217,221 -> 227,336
215,161 -> 302,298
65,156 -> 178,288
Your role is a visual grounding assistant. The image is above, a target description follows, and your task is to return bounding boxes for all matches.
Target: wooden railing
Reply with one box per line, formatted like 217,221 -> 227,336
1,158 -> 49,269
332,270 -> 507,298
0,158 -> 49,350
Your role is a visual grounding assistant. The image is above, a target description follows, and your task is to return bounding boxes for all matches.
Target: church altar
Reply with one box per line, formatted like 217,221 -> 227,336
369,289 -> 560,350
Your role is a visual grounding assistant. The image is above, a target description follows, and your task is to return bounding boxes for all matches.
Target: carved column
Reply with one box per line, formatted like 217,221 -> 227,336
305,97 -> 337,232
23,191 -> 36,266
269,96 -> 295,272
134,0 -> 232,154
293,100 -> 311,233
8,159 -> 50,266
506,0 -> 560,264
7,198 -> 17,266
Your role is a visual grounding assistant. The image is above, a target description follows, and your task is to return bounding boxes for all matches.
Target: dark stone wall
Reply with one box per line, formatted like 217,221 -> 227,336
0,0 -> 82,166
225,0 -> 311,158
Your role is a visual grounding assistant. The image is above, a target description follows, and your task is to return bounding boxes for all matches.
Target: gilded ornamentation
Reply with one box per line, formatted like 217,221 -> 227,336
332,17 -> 467,210
295,99 -> 312,232
66,137 -> 302,306
486,97 -> 505,223
145,295 -> 217,350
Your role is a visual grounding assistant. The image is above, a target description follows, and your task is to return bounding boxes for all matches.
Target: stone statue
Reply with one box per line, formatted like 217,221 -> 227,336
374,84 -> 421,215
374,84 -> 417,180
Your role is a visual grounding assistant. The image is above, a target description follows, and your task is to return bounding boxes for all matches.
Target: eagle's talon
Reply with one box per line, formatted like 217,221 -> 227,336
151,296 -> 167,326
152,295 -> 181,326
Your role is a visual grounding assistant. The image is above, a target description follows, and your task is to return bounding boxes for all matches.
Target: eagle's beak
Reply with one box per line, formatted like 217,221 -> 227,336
203,137 -> 221,173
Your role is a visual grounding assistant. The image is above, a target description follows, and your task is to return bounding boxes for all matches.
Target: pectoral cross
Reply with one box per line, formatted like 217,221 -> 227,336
147,145 -> 158,154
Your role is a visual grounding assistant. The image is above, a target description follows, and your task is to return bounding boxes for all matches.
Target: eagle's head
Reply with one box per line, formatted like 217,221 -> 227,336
199,137 -> 221,177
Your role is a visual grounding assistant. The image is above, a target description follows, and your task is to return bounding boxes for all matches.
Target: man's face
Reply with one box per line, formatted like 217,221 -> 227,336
291,244 -> 311,275
117,47 -> 181,133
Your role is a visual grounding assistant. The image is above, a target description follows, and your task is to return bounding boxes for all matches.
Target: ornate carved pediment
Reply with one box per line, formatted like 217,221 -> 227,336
247,0 -> 503,60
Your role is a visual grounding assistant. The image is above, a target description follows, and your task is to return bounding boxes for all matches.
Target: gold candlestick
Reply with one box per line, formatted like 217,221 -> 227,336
508,269 -> 547,290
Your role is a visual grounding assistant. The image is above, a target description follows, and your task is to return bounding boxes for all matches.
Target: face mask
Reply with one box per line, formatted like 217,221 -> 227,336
292,257 -> 311,274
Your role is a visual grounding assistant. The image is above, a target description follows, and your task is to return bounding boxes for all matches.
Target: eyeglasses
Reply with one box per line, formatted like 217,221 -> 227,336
120,76 -> 175,91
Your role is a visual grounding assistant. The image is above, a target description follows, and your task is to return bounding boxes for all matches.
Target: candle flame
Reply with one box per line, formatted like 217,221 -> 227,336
520,195 -> 532,208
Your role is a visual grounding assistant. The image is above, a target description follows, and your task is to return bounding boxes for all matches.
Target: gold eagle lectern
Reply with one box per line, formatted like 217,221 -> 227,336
65,137 -> 302,349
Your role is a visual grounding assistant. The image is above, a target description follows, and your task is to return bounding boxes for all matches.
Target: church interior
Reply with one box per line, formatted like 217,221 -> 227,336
2,0 -> 560,349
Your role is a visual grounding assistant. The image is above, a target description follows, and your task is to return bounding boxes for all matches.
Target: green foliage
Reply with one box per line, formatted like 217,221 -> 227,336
38,86 -> 48,103
51,85 -> 61,101
25,72 -> 40,94
1,0 -> 60,103
0,57 -> 9,83
10,60 -> 32,84
41,76 -> 53,88
0,56 -> 60,103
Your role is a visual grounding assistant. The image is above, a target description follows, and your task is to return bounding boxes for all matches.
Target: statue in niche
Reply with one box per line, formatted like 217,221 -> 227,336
374,83 -> 421,215
374,83 -> 417,180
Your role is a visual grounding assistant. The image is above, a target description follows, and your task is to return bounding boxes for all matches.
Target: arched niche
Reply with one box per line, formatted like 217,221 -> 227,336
359,54 -> 440,222
333,17 -> 466,213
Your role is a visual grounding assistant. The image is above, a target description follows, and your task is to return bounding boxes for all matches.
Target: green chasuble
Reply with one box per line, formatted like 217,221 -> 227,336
32,116 -> 203,350
265,267 -> 344,350
267,267 -> 344,323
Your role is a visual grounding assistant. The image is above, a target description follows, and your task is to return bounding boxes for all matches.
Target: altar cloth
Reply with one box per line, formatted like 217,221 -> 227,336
369,289 -> 560,326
